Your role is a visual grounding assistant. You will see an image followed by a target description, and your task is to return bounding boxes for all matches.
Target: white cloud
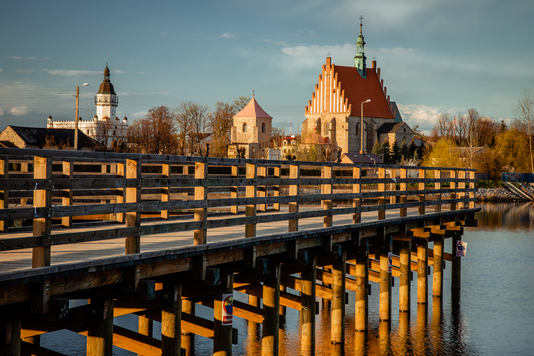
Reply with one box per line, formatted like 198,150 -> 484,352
131,110 -> 147,118
220,32 -> 237,39
43,69 -> 101,76
15,69 -> 34,74
397,104 -> 464,134
10,106 -> 28,116
0,68 -> 3,72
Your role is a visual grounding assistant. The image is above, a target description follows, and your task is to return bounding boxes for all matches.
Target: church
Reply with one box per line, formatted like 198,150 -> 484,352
301,20 -> 413,160
47,65 -> 128,149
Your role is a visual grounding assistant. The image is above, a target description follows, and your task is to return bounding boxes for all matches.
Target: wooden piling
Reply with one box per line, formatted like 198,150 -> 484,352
452,234 -> 462,290
181,300 -> 195,356
417,239 -> 428,304
331,250 -> 346,345
379,249 -> 392,321
86,299 -> 114,356
399,241 -> 411,313
214,273 -> 234,356
354,246 -> 369,332
432,236 -> 444,297
300,257 -> 317,356
162,284 -> 182,355
262,264 -> 281,356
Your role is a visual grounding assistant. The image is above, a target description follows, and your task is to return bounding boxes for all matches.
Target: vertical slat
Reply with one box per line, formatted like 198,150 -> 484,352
257,166 -> 266,212
125,159 -> 141,254
194,162 -> 207,245
469,171 -> 475,209
245,163 -> 256,238
0,158 -> 9,232
115,162 -> 125,223
378,167 -> 386,220
161,163 -> 170,220
231,165 -> 239,214
273,166 -> 280,211
389,168 -> 397,204
322,165 -> 332,228
450,170 -> 457,211
458,170 -> 466,210
32,156 -> 52,267
418,168 -> 425,215
399,168 -> 407,217
61,160 -> 73,228
352,166 -> 361,224
288,164 -> 299,232
434,169 -> 441,213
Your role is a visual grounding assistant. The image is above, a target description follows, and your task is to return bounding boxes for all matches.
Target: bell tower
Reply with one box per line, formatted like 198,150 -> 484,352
354,16 -> 367,78
94,64 -> 118,120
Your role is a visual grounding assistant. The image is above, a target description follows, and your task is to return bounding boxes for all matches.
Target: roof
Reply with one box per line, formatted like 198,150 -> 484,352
5,126 -> 98,148
342,152 -> 384,164
0,141 -> 17,148
377,122 -> 410,135
97,65 -> 117,95
234,96 -> 272,119
333,66 -> 394,119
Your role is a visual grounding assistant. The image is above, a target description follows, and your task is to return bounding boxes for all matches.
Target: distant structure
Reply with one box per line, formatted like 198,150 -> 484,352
228,95 -> 272,159
301,19 -> 413,159
47,65 -> 128,149
0,126 -> 98,151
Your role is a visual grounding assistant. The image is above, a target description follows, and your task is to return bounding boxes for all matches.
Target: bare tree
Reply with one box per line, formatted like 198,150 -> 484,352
207,101 -> 235,157
513,88 -> 534,173
233,96 -> 251,112
176,101 -> 209,156
127,106 -> 178,154
454,115 -> 468,145
431,113 -> 453,140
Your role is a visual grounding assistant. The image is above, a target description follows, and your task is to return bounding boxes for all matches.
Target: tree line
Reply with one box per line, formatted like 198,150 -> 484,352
423,88 -> 534,180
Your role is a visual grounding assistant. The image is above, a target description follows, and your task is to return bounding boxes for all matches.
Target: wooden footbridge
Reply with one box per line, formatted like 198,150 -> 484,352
0,148 -> 478,356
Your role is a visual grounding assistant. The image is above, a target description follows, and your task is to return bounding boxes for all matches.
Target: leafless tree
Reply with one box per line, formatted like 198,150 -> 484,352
207,101 -> 235,157
127,106 -> 179,154
176,101 -> 209,156
513,88 -> 534,173
232,96 -> 251,112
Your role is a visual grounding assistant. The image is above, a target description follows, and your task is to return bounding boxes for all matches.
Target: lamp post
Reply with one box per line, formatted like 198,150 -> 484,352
360,99 -> 371,166
74,83 -> 89,150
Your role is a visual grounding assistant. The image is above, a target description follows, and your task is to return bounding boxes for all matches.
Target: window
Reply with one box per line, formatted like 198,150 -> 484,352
243,123 -> 247,132
262,123 -> 265,133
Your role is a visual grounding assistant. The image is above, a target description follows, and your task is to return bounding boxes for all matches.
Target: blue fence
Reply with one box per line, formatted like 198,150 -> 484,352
502,172 -> 534,183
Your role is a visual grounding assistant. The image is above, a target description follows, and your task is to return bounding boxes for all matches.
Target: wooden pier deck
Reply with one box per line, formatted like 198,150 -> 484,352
0,148 -> 478,356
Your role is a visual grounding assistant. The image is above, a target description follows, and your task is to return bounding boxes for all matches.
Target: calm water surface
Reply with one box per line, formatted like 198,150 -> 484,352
41,202 -> 534,355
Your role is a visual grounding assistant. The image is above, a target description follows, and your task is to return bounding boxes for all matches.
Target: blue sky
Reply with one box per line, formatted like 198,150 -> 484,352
1,0 -> 533,134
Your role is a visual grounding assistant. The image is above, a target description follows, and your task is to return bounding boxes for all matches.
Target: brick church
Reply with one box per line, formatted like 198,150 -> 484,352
301,20 -> 413,160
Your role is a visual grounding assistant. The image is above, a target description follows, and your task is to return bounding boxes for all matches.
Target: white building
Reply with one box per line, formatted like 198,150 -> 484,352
47,65 -> 128,149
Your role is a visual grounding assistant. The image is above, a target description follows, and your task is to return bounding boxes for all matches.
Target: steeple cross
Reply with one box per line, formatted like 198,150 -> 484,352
359,15 -> 364,25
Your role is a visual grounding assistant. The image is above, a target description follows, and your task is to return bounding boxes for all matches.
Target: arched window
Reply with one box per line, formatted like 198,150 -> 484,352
261,123 -> 266,133
243,123 -> 247,132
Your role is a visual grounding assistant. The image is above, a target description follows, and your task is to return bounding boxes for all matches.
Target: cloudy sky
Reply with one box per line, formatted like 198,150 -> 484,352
1,0 -> 533,134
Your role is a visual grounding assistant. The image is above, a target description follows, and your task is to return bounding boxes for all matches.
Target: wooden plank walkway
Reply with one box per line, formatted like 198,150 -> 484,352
0,205 -> 442,274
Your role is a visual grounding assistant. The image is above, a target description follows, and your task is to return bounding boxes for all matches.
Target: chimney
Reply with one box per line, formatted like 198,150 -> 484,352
372,60 -> 377,70
380,79 -> 384,89
384,86 -> 387,98
326,57 -> 331,67
377,68 -> 381,82
387,95 -> 390,105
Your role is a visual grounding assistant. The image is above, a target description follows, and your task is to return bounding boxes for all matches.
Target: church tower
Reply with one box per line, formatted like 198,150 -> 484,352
354,16 -> 367,78
94,64 -> 118,120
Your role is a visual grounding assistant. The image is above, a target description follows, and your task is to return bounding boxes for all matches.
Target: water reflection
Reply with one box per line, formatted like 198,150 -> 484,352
475,202 -> 534,230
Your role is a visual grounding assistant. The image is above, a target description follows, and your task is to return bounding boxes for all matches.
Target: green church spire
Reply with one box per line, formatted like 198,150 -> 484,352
354,15 -> 367,78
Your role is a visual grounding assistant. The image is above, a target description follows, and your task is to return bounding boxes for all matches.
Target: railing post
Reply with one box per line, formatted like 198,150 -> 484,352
390,168 -> 397,204
434,169 -> 441,213
61,160 -> 73,228
419,168 -> 425,215
161,162 -> 170,220
352,166 -> 361,224
125,159 -> 141,254
399,168 -> 407,217
257,165 -> 267,212
322,165 -> 332,228
262,263 -> 281,356
115,162 -> 125,224
33,156 -> 52,268
289,164 -> 299,232
273,166 -> 280,211
231,165 -> 239,214
194,162 -> 207,245
0,158 -> 8,232
450,170 -> 457,211
300,257 -> 317,356
378,167 -> 386,220
245,163 -> 256,238
458,170 -> 466,210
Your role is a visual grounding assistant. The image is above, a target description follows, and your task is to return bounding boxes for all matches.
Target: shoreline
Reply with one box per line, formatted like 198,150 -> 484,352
474,187 -> 532,202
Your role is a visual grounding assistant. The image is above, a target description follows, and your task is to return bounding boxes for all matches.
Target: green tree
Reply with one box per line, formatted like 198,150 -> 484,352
400,138 -> 409,161
390,140 -> 401,163
422,138 -> 464,168
371,141 -> 383,157
381,141 -> 391,164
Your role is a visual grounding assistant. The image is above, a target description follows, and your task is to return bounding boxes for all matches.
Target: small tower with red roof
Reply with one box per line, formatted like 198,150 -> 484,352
229,95 -> 272,159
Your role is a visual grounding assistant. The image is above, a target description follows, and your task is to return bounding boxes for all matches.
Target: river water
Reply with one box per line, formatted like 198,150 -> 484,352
41,202 -> 534,355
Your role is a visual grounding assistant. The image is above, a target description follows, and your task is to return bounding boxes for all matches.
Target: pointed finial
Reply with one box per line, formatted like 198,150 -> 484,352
359,15 -> 364,33
253,90 -> 255,98
327,51 -> 331,57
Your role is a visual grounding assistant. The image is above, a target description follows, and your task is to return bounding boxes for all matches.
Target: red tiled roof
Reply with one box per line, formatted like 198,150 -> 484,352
334,66 -> 394,119
234,97 -> 272,119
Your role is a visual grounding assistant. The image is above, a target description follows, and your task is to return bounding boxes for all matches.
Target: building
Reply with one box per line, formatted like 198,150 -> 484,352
301,20 -> 413,160
0,126 -> 98,151
47,65 -> 128,149
228,96 -> 273,159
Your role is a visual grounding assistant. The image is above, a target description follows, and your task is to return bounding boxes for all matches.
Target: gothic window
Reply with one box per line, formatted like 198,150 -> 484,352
243,123 -> 248,132
262,123 -> 265,133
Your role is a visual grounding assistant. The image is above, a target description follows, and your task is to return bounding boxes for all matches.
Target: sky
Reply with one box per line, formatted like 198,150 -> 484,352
1,0 -> 533,135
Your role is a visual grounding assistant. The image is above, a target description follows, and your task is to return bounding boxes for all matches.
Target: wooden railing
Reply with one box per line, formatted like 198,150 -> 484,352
0,147 -> 477,269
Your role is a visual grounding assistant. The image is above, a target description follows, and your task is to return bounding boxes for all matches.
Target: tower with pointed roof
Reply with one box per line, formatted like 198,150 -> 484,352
228,95 -> 273,159
354,16 -> 367,78
95,64 -> 118,120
